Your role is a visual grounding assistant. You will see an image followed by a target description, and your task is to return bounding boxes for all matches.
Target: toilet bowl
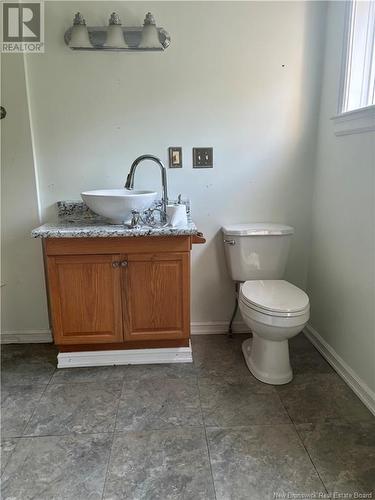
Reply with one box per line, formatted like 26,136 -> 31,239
222,222 -> 310,385
239,280 -> 310,385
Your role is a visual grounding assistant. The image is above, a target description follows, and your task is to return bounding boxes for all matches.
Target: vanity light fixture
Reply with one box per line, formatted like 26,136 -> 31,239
104,12 -> 129,49
69,12 -> 92,49
64,11 -> 170,51
138,12 -> 163,49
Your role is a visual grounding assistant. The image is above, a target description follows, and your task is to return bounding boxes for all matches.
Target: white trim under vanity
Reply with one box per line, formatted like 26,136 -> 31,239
304,324 -> 375,417
57,343 -> 193,368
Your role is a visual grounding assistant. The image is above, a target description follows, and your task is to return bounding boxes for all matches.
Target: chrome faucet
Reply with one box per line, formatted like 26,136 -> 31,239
125,154 -> 168,223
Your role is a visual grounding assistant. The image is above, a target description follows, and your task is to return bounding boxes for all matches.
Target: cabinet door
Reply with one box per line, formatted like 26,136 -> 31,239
47,254 -> 123,345
123,252 -> 190,340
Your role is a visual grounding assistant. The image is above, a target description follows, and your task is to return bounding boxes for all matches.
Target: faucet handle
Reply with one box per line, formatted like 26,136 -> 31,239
130,210 -> 141,228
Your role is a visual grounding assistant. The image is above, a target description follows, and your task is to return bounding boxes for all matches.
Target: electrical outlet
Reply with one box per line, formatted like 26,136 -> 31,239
192,148 -> 213,168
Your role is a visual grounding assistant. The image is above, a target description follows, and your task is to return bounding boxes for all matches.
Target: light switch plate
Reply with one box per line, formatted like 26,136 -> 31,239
168,147 -> 182,168
193,148 -> 213,168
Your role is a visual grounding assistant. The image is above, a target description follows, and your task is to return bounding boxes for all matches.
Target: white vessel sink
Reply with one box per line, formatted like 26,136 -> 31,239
81,189 -> 157,224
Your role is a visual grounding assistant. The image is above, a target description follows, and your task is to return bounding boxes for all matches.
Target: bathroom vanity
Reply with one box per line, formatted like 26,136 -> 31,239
32,201 -> 204,367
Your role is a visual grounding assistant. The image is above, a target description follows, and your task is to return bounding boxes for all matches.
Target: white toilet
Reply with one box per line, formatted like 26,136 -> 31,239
222,223 -> 310,385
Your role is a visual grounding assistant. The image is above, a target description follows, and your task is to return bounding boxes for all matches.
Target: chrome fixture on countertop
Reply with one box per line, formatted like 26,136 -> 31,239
125,155 -> 168,224
129,205 -> 168,229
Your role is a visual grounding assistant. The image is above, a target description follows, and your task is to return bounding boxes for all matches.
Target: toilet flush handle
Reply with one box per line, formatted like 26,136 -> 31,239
223,239 -> 235,245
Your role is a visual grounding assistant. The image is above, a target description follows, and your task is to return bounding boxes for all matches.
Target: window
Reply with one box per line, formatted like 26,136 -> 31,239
333,1 -> 375,135
341,0 -> 375,113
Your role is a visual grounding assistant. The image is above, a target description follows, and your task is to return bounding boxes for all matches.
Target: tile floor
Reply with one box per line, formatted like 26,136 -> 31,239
1,334 -> 374,499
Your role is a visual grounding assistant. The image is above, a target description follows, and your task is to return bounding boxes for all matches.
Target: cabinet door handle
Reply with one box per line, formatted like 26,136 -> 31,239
223,239 -> 235,245
112,261 -> 120,268
120,260 -> 128,268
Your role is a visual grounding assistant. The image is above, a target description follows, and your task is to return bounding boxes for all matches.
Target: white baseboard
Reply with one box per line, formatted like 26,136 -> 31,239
0,330 -> 52,344
57,344 -> 193,368
191,321 -> 250,335
1,322 -> 249,344
304,324 -> 375,416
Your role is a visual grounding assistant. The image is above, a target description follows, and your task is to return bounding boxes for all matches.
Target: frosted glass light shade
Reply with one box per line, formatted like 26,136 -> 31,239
104,12 -> 129,48
104,25 -> 128,48
138,12 -> 163,49
69,25 -> 92,48
69,13 -> 92,48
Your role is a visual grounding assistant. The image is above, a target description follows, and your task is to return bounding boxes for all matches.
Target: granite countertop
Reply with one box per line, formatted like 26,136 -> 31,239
32,201 -> 198,239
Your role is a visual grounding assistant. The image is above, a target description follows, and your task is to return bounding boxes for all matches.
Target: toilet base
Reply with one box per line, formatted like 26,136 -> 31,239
242,337 -> 293,385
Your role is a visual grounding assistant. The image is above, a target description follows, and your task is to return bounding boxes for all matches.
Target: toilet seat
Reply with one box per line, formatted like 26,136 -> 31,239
240,299 -> 309,318
240,280 -> 309,318
239,297 -> 310,329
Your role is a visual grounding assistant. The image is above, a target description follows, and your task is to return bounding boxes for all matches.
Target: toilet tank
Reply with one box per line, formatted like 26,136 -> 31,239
222,223 -> 294,282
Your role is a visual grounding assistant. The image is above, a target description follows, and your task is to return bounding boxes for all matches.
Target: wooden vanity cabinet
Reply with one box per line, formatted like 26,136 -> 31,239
44,237 -> 192,349
47,253 -> 123,345
123,252 -> 190,341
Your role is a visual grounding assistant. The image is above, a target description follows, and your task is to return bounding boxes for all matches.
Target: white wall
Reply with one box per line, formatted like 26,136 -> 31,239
307,2 -> 375,392
1,55 -> 49,334
1,1 -> 326,335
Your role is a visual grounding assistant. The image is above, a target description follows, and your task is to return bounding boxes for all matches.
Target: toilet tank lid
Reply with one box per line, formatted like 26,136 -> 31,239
221,223 -> 294,236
